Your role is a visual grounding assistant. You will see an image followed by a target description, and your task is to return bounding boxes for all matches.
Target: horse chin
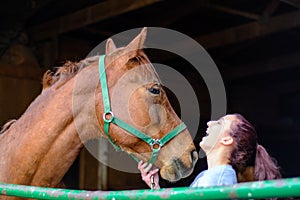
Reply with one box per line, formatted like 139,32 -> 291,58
159,164 -> 193,183
160,156 -> 196,182
160,165 -> 182,183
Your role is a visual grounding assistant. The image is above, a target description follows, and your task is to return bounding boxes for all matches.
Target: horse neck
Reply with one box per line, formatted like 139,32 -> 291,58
0,75 -> 83,187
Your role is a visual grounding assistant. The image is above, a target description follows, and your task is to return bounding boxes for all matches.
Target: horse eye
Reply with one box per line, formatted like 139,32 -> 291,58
148,87 -> 160,95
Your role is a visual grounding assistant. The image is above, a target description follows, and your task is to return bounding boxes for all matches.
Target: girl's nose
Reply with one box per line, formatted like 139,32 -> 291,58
207,120 -> 217,126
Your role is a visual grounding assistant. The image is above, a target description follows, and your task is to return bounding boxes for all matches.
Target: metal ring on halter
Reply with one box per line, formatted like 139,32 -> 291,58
150,139 -> 162,151
103,111 -> 114,123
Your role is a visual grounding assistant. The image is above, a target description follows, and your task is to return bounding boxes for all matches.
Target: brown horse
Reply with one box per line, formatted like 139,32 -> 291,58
0,28 -> 198,193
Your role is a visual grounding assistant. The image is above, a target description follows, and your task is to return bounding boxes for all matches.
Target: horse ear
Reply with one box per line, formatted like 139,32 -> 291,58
126,27 -> 147,52
106,38 -> 117,54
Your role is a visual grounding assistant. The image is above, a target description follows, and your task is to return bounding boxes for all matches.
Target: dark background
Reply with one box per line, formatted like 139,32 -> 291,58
0,0 -> 299,190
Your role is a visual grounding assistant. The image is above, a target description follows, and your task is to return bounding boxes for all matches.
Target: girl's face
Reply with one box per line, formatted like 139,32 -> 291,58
200,115 -> 237,154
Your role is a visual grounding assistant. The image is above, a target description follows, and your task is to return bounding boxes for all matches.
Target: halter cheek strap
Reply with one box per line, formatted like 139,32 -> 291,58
99,55 -> 187,164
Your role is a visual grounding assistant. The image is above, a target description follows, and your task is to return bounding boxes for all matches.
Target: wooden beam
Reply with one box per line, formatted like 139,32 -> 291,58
81,0 -> 202,39
262,0 -> 280,20
222,51 -> 300,80
148,9 -> 300,64
197,10 -> 300,49
208,4 -> 261,20
150,0 -> 203,27
280,0 -> 300,8
28,0 -> 161,41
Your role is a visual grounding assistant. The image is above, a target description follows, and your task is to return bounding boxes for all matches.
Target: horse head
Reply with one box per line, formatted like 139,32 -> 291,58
93,27 -> 198,182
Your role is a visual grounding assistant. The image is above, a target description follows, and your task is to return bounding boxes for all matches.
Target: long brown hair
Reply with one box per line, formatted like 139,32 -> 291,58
229,114 -> 281,182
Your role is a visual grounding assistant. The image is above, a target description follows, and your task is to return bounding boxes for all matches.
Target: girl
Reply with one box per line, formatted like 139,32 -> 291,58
138,114 -> 281,188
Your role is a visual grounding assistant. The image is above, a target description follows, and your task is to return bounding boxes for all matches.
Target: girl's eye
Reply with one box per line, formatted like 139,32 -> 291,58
148,87 -> 160,95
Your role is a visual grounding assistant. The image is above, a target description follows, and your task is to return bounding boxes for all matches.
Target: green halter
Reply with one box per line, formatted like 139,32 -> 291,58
99,55 -> 187,164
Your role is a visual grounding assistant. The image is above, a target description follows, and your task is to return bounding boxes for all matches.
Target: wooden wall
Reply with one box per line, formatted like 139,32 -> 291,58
0,44 -> 42,126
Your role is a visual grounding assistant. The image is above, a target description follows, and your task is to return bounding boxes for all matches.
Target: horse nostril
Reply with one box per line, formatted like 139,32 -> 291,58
191,149 -> 198,163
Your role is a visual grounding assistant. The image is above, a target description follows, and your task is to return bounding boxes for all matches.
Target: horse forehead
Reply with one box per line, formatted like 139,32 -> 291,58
121,63 -> 159,85
106,47 -> 136,64
111,65 -> 160,116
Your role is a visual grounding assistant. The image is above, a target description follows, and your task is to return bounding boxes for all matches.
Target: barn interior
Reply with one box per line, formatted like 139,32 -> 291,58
0,0 -> 300,190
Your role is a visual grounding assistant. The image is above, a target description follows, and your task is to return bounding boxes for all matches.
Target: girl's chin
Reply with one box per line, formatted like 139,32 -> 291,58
199,141 -> 204,148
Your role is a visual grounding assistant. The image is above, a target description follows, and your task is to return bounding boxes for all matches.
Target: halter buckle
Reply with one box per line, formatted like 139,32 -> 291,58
150,139 -> 162,151
103,111 -> 114,123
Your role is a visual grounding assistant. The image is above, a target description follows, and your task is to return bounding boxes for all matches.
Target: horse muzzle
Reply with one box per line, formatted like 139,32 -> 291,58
160,149 -> 198,182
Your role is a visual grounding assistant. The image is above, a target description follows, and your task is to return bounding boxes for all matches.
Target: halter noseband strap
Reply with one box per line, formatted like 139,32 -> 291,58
99,55 -> 187,164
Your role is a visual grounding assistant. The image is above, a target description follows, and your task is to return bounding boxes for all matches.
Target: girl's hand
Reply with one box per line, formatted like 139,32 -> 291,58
138,160 -> 160,189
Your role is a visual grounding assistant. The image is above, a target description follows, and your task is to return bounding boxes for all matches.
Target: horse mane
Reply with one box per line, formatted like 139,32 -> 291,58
41,50 -> 162,91
42,55 -> 100,90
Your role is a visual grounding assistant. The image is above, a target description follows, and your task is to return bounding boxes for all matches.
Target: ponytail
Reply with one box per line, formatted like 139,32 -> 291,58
228,114 -> 282,182
255,144 -> 281,180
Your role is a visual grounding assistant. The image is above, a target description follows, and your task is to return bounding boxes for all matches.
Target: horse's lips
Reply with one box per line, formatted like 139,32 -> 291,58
160,157 -> 195,182
159,165 -> 181,182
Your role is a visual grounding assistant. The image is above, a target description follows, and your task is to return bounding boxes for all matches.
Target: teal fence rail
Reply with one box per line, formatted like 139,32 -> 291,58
1,177 -> 300,199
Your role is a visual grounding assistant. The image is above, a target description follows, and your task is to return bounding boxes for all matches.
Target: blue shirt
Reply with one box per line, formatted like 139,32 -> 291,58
190,164 -> 237,187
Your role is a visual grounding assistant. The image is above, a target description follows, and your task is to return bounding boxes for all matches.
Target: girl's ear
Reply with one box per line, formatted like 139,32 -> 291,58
221,136 -> 234,146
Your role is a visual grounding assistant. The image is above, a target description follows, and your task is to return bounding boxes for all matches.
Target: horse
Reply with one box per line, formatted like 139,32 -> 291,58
0,27 -> 198,196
